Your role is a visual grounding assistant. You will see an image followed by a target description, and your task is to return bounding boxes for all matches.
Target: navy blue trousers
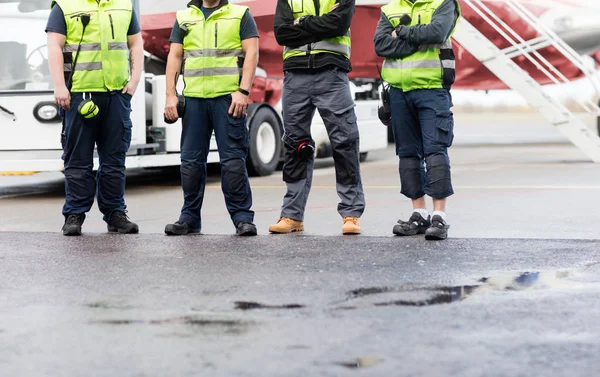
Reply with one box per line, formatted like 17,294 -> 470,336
178,95 -> 254,230
390,88 -> 455,200
61,91 -> 132,222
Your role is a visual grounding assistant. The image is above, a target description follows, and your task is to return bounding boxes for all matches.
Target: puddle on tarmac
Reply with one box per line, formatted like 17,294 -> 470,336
85,301 -> 134,310
91,316 -> 249,332
344,271 -> 571,307
92,319 -> 144,325
336,357 -> 384,369
234,301 -> 305,310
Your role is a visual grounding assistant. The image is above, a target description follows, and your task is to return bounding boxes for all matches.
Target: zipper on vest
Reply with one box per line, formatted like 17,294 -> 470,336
214,22 -> 218,48
313,0 -> 320,15
109,14 -> 115,39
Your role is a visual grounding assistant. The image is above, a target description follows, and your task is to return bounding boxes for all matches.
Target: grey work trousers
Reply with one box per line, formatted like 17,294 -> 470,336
280,66 -> 365,221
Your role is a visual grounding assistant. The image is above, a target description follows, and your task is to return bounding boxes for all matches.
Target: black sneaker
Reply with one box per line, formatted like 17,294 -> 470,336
164,221 -> 200,236
393,212 -> 431,236
236,221 -> 257,236
425,215 -> 450,240
107,211 -> 139,234
62,214 -> 84,236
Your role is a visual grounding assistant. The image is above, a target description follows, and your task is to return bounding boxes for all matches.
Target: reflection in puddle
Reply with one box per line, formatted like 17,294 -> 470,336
336,357 -> 384,369
345,271 -> 570,307
234,301 -> 305,310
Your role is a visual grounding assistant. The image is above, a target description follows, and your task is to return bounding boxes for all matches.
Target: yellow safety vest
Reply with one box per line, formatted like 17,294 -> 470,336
283,0 -> 351,60
381,0 -> 461,92
177,4 -> 248,98
51,0 -> 132,92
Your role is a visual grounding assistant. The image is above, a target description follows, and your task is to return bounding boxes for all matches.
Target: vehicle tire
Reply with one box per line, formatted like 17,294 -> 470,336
359,152 -> 368,162
247,107 -> 282,177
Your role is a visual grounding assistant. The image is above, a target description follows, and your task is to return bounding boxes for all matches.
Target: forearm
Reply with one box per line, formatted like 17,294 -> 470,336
48,43 -> 66,88
397,0 -> 456,45
300,0 -> 354,40
273,0 -> 314,47
373,14 -> 418,59
129,40 -> 144,85
274,25 -> 315,47
165,52 -> 182,96
240,49 -> 258,92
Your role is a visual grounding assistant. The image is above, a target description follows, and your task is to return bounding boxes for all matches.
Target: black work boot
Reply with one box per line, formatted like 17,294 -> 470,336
236,221 -> 257,236
107,211 -> 139,234
62,214 -> 85,236
393,212 -> 431,236
425,215 -> 450,241
164,221 -> 200,236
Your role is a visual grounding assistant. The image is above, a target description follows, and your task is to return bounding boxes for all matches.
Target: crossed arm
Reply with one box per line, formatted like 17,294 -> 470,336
273,0 -> 355,48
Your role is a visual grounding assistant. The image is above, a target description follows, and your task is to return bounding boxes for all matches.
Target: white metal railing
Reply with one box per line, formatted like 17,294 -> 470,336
463,0 -> 600,116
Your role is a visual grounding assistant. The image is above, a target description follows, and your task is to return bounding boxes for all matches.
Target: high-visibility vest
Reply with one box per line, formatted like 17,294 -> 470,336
177,4 -> 248,98
381,0 -> 461,92
283,0 -> 351,60
51,0 -> 132,92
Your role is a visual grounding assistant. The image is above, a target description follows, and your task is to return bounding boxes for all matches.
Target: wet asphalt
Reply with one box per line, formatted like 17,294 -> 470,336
2,112 -> 600,376
1,233 -> 600,376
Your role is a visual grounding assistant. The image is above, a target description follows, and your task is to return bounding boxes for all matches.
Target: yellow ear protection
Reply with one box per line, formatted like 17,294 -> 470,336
78,93 -> 99,119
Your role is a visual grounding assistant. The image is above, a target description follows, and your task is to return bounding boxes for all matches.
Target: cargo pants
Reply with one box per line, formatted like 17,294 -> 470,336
280,66 -> 365,221
390,87 -> 455,200
178,94 -> 254,231
61,91 -> 132,223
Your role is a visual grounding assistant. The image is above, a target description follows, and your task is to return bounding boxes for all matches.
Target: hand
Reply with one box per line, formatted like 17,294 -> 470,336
122,80 -> 138,96
54,84 -> 70,110
228,90 -> 248,119
330,3 -> 340,11
392,30 -> 397,38
164,94 -> 179,122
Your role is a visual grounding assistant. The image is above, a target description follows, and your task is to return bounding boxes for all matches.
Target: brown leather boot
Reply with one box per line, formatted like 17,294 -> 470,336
268,217 -> 304,233
342,217 -> 361,235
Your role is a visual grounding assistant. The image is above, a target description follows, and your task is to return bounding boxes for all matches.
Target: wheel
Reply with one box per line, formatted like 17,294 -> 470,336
247,107 -> 282,177
359,152 -> 368,162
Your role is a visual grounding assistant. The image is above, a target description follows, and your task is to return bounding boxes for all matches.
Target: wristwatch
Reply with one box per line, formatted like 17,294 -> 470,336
238,88 -> 250,96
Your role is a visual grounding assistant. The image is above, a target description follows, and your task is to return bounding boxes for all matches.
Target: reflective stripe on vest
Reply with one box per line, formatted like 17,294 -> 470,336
380,0 -> 461,92
283,0 -> 351,60
52,0 -> 132,93
177,4 -> 247,98
183,49 -> 243,59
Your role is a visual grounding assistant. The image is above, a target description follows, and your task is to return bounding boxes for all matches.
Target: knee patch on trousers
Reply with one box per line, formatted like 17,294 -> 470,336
331,138 -> 360,186
424,153 -> 453,199
221,158 -> 248,197
399,157 -> 426,199
282,134 -> 314,183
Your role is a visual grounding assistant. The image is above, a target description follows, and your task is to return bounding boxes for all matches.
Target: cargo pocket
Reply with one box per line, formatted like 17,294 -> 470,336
435,109 -> 454,147
227,114 -> 248,147
121,118 -> 133,153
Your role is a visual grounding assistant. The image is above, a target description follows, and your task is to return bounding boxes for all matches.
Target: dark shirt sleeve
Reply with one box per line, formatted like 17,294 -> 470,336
240,9 -> 259,40
373,12 -> 418,59
273,0 -> 316,48
45,4 -> 67,35
299,0 -> 354,40
128,9 -> 141,35
169,20 -> 184,44
396,0 -> 458,45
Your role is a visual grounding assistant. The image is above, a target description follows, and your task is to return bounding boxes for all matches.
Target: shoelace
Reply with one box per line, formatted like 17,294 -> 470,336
66,215 -> 80,224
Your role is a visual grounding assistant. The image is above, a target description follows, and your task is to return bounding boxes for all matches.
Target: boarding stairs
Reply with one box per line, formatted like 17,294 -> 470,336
452,0 -> 600,162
